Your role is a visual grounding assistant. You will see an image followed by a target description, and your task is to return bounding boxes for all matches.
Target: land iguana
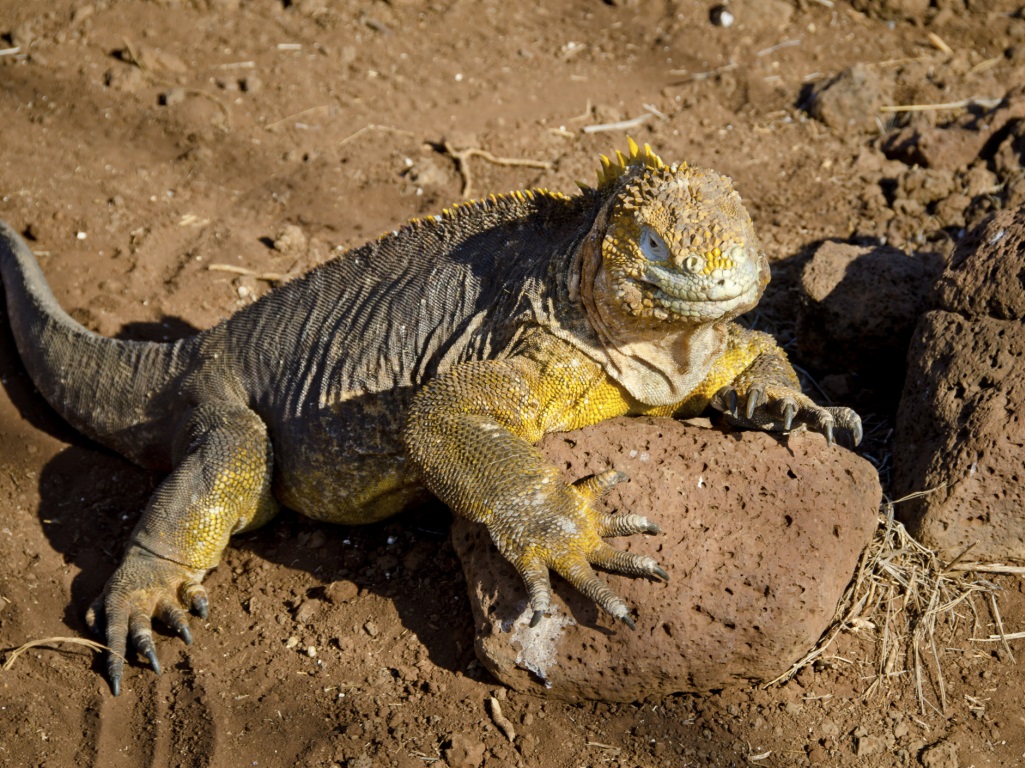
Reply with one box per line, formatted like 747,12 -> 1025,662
0,140 -> 861,695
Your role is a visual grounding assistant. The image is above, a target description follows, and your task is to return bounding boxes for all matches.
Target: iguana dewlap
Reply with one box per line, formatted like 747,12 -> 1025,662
0,140 -> 861,695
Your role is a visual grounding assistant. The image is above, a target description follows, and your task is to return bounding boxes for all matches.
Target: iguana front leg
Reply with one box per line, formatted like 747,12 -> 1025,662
404,343 -> 668,628
706,329 -> 863,446
86,402 -> 278,694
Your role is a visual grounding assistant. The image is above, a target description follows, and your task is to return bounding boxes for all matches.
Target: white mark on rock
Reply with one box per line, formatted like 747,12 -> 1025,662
508,606 -> 576,687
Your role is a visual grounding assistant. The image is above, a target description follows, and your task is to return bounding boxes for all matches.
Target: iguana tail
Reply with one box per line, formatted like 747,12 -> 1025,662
1,220 -> 189,468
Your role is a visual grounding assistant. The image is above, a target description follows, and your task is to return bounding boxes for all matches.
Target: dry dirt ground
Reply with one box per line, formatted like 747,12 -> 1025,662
2,1 -> 1025,767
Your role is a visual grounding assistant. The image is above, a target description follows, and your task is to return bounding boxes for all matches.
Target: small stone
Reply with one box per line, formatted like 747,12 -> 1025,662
294,598 -> 322,625
239,75 -> 262,94
363,620 -> 379,638
273,224 -> 308,258
855,732 -> 886,756
307,530 -> 327,549
159,88 -> 187,107
807,742 -> 829,765
920,739 -> 958,768
444,732 -> 485,768
709,5 -> 733,27
285,636 -> 299,649
324,580 -> 359,605
808,63 -> 892,133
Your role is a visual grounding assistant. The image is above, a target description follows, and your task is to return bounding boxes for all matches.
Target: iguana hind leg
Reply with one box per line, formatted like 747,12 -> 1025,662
85,402 -> 278,695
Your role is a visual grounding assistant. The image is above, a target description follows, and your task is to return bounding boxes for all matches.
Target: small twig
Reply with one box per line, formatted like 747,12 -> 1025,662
121,37 -> 144,69
880,98 -> 1001,113
942,542 -> 977,573
581,113 -> 653,135
927,32 -> 953,56
338,123 -> 416,148
4,636 -> 121,671
207,264 -> 290,283
949,563 -> 1025,575
642,103 -> 670,121
487,697 -> 516,742
266,104 -> 333,131
441,142 -> 551,198
566,99 -> 593,123
972,631 -> 1025,642
756,39 -> 802,57
0,46 -> 21,56
990,592 -> 1016,663
217,60 -> 257,70
668,62 -> 737,81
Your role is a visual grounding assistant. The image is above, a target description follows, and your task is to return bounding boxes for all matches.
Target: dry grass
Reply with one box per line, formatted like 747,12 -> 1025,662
2,636 -> 121,671
767,500 -> 1002,715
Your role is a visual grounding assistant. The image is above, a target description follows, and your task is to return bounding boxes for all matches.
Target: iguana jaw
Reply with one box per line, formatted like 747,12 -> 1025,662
636,250 -> 762,322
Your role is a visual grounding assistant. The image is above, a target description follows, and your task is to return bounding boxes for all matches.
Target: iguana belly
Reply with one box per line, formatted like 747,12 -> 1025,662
268,387 -> 429,524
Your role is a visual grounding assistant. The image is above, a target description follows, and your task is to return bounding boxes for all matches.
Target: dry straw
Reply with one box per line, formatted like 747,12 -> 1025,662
767,499 -> 1004,716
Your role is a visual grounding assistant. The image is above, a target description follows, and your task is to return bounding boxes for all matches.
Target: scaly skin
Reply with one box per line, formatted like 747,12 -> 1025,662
0,140 -> 861,695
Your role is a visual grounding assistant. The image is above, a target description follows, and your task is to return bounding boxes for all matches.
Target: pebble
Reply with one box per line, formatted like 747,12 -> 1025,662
443,732 -> 485,768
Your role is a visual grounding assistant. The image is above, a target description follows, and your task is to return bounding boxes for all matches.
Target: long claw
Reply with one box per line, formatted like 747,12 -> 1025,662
825,422 -> 834,448
621,615 -> 636,631
652,565 -> 670,582
158,599 -> 193,645
130,613 -> 161,674
110,668 -> 122,697
530,610 -> 544,628
724,387 -> 738,414
782,401 -> 796,431
746,386 -> 765,419
183,584 -> 209,619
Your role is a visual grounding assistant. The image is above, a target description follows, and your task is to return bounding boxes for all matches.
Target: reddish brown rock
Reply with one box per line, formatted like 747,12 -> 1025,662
894,208 -> 1025,562
797,241 -> 941,397
453,417 -> 880,702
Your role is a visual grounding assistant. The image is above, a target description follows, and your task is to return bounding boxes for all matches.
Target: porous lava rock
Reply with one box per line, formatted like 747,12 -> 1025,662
894,208 -> 1025,562
453,417 -> 880,702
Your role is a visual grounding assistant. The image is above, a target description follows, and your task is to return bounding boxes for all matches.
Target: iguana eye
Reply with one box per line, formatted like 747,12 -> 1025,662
640,227 -> 669,263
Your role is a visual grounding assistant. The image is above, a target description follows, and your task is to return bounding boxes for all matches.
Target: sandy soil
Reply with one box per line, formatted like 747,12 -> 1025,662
2,1 -> 1025,766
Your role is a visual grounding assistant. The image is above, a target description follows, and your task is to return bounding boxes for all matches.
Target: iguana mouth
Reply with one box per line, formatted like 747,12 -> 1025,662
639,262 -> 760,318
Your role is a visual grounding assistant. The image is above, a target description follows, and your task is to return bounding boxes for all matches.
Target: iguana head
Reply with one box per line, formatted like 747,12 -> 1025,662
586,139 -> 768,326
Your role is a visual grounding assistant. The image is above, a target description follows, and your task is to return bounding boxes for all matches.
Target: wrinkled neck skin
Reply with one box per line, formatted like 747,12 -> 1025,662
575,208 -> 734,408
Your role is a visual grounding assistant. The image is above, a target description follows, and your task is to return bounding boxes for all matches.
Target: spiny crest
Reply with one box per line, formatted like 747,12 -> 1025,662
387,188 -> 570,239
593,137 -> 669,190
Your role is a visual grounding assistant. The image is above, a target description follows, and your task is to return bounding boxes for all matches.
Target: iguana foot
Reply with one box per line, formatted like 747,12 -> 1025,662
499,469 -> 668,629
85,545 -> 208,696
711,383 -> 863,446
